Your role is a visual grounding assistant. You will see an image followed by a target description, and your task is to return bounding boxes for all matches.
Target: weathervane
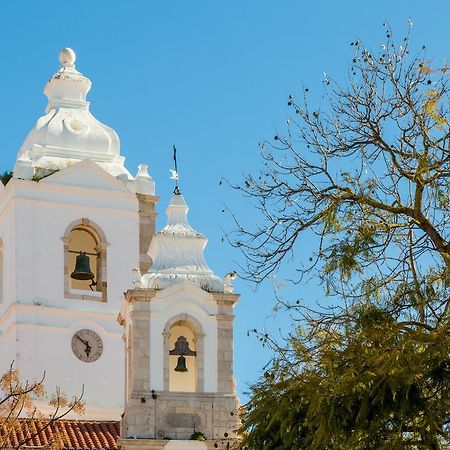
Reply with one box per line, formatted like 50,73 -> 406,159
170,144 -> 181,195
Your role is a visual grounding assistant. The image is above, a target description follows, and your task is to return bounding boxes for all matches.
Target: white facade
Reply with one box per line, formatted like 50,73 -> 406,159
0,49 -> 153,420
120,193 -> 240,441
0,49 -> 240,440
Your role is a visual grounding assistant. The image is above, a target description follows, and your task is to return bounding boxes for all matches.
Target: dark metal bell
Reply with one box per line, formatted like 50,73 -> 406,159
169,336 -> 196,356
174,355 -> 188,372
71,252 -> 95,281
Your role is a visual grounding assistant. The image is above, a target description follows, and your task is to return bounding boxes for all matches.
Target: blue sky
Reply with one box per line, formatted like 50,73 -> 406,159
0,1 -> 449,401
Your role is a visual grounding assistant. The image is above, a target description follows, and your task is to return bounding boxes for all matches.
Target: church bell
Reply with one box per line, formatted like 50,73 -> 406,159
170,336 -> 196,373
174,355 -> 188,372
71,252 -> 95,281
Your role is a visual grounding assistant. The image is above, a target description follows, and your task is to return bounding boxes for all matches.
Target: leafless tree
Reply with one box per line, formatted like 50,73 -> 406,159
0,363 -> 84,450
232,25 -> 450,449
231,25 -> 450,326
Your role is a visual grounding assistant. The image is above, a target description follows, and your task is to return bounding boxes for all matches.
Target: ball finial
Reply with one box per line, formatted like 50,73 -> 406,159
59,48 -> 76,66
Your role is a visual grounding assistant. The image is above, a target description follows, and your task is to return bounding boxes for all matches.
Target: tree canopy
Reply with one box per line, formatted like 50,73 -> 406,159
232,25 -> 450,449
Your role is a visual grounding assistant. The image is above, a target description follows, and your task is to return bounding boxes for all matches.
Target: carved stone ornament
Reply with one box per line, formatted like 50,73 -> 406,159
140,193 -> 225,292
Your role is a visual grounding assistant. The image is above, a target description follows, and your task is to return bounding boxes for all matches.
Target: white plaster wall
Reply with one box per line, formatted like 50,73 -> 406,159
149,283 -> 218,392
13,310 -> 122,406
0,172 -> 140,419
0,309 -> 16,374
0,200 -> 17,315
9,180 -> 138,313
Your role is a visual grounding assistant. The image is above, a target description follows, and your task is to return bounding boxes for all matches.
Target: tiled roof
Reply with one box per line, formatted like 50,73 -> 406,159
2,419 -> 119,449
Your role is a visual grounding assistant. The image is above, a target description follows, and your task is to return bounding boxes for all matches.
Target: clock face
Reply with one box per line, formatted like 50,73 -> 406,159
71,329 -> 103,363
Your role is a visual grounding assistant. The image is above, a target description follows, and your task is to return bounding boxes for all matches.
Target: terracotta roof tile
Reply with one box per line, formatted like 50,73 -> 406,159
1,419 -> 120,450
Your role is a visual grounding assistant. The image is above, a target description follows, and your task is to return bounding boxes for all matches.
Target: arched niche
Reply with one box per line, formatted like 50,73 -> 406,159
62,218 -> 108,301
163,314 -> 205,393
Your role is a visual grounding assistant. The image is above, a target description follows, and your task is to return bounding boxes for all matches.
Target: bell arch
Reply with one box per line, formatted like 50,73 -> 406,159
62,218 -> 108,301
163,313 -> 205,393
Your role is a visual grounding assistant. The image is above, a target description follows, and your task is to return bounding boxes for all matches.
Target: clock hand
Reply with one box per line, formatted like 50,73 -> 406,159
75,334 -> 89,346
76,334 -> 92,358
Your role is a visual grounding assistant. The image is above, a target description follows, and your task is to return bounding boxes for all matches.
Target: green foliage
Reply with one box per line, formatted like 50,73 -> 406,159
240,307 -> 450,449
234,25 -> 450,450
190,431 -> 206,441
32,168 -> 59,182
0,171 -> 12,186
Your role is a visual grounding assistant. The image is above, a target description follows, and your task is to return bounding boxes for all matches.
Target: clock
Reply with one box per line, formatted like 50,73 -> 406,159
71,329 -> 103,362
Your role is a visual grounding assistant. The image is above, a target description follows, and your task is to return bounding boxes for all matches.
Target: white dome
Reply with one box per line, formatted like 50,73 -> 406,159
14,48 -> 130,180
140,193 -> 225,292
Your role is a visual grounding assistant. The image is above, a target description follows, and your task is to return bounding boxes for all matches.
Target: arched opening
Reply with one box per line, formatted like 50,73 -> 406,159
68,227 -> 98,291
169,323 -> 197,392
163,314 -> 204,393
63,219 -> 108,301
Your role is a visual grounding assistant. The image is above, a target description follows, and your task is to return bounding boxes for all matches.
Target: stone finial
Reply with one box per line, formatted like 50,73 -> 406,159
223,271 -> 237,293
135,164 -> 155,195
13,149 -> 35,180
59,48 -> 76,67
136,164 -> 150,178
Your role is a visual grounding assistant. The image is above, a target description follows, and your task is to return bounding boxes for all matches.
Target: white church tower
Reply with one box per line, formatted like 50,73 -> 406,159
118,191 -> 240,448
0,48 -> 157,419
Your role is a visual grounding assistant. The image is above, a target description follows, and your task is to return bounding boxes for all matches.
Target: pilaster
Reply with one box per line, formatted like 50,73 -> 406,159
212,293 -> 239,394
136,194 -> 158,274
124,289 -> 157,397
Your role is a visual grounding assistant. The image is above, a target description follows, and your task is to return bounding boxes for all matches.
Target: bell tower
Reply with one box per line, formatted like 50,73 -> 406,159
0,48 -> 157,419
118,192 -> 240,448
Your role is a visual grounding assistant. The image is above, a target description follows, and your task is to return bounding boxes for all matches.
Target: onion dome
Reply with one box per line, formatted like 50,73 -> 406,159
140,193 -> 224,292
13,48 -> 131,180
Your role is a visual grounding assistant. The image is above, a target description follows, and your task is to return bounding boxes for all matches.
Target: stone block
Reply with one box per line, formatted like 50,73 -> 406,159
118,439 -> 237,450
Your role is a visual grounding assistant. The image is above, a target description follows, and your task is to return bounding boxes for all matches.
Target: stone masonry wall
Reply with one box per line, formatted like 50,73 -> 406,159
122,290 -> 240,445
213,293 -> 238,395
123,392 -> 239,441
